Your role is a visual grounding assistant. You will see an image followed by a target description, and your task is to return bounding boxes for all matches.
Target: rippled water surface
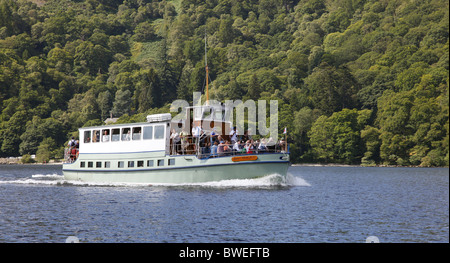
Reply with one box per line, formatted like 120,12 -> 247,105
0,164 -> 448,243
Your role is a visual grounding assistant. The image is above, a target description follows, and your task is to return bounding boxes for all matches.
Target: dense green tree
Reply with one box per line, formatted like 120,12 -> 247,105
134,68 -> 161,112
291,106 -> 321,162
19,116 -> 43,155
308,115 -> 333,162
112,89 -> 132,117
36,137 -> 59,163
360,126 -> 381,165
132,21 -> 158,42
0,0 -> 447,166
247,74 -> 261,100
217,14 -> 236,46
66,89 -> 99,129
0,109 -> 28,157
74,41 -> 112,75
304,63 -> 359,115
97,90 -> 112,120
309,109 -> 371,164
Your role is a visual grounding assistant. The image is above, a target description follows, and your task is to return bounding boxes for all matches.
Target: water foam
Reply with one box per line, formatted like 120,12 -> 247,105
1,173 -> 310,188
32,173 -> 63,179
185,173 -> 311,188
286,172 -> 311,186
0,173 -> 65,186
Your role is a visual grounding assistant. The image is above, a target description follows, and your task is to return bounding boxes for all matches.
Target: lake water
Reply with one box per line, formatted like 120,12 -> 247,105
0,164 -> 448,243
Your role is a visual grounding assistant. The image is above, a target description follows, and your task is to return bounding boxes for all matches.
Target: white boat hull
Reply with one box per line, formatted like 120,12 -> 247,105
63,153 -> 289,184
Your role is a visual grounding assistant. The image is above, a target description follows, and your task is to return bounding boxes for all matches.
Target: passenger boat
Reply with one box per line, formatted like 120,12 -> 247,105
62,35 -> 289,184
62,107 -> 290,184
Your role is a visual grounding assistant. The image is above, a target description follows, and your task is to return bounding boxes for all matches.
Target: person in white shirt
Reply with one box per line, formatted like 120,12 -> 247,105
102,130 -> 109,142
192,125 -> 201,138
229,127 -> 238,143
170,129 -> 180,154
233,140 -> 240,152
192,125 -> 201,151
258,138 -> 267,152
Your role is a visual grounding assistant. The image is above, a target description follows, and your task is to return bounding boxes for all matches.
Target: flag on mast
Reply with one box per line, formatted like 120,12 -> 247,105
283,127 -> 287,134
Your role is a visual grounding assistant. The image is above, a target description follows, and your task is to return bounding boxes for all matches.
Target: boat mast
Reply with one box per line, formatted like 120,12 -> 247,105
205,29 -> 209,104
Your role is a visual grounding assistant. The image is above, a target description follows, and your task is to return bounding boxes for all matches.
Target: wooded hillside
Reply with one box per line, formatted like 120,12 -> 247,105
0,0 -> 448,166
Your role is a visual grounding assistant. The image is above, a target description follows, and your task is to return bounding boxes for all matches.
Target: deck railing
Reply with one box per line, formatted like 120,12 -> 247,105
170,135 -> 288,159
64,147 -> 79,163
64,135 -> 288,163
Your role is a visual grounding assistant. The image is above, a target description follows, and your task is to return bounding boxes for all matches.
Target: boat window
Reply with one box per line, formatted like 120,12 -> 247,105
132,127 -> 141,140
111,129 -> 120,142
194,107 -> 202,120
118,161 -> 124,168
169,159 -> 175,166
92,130 -> 100,143
122,128 -> 131,141
105,161 -> 110,168
80,162 -> 85,168
143,126 -> 153,140
96,162 -> 102,168
147,160 -> 154,167
88,162 -> 93,168
84,131 -> 91,143
102,129 -> 110,142
202,108 -> 212,119
154,125 -> 165,139
215,110 -> 223,121
137,161 -> 144,167
157,159 -> 164,166
128,161 -> 134,168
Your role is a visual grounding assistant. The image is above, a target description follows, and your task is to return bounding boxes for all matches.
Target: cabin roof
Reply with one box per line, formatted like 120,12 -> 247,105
80,113 -> 172,130
79,121 -> 168,131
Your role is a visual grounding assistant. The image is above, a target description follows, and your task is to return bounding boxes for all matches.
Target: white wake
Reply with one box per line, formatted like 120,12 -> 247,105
0,172 -> 310,188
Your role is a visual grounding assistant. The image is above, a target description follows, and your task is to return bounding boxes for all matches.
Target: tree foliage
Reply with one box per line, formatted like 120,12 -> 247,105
0,0 -> 447,166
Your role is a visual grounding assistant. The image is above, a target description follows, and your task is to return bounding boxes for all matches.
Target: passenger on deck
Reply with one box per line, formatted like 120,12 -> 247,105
199,130 -> 208,156
267,137 -> 275,152
210,128 -> 219,144
223,140 -> 231,155
171,129 -> 180,154
218,140 -> 225,157
245,140 -> 254,154
67,137 -> 78,162
258,138 -> 267,153
239,141 -> 246,154
279,139 -> 287,152
211,141 -> 218,157
254,140 -> 259,153
192,124 -> 201,138
180,129 -> 189,154
102,130 -> 109,142
233,140 -> 241,152
229,127 -> 238,144
68,137 -> 76,148
71,145 -> 78,161
122,130 -> 131,141
94,131 -> 100,142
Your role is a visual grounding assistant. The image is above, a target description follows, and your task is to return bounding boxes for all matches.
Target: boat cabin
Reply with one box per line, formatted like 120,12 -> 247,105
65,108 -> 287,163
79,113 -> 171,155
176,104 -> 233,135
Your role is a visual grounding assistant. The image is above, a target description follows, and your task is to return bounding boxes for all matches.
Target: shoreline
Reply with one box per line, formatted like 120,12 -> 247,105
292,163 -> 449,168
0,158 -> 63,165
